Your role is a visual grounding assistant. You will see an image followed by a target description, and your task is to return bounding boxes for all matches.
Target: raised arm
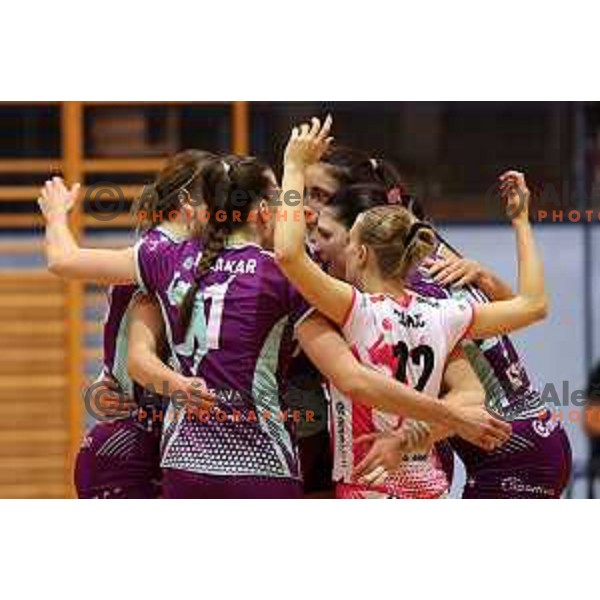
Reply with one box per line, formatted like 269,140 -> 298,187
274,117 -> 354,327
296,312 -> 510,450
468,171 -> 549,339
38,177 -> 137,283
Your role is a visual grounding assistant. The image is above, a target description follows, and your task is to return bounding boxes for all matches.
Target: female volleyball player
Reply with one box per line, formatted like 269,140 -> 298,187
40,146 -> 510,499
38,150 -> 216,498
304,146 -> 572,498
125,152 -> 510,498
274,117 -> 550,499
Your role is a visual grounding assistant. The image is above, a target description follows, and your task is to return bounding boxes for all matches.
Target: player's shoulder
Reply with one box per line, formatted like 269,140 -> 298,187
136,227 -> 201,290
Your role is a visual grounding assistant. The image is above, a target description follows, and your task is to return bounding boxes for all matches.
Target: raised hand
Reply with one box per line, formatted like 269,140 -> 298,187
498,170 -> 530,224
284,115 -> 333,171
38,176 -> 81,220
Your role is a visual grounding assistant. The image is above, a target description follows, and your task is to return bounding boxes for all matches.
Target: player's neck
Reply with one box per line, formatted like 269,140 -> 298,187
361,271 -> 406,297
160,220 -> 190,238
228,225 -> 261,246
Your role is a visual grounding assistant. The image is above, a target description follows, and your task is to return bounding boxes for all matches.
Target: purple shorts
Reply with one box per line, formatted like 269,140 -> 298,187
162,469 -> 303,499
434,440 -> 455,486
451,415 -> 572,499
74,419 -> 161,499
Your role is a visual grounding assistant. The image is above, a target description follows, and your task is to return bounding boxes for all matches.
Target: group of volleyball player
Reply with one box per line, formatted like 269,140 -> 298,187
38,115 -> 572,499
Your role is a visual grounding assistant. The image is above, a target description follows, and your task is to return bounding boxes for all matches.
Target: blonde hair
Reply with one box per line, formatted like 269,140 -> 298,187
356,205 -> 436,279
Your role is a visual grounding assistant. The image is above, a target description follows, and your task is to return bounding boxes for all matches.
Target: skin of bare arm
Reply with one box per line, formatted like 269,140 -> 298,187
420,346 -> 487,448
351,346 -> 488,482
39,177 -> 139,284
467,171 -> 549,339
274,116 -> 355,327
296,312 -> 509,449
126,294 -> 214,409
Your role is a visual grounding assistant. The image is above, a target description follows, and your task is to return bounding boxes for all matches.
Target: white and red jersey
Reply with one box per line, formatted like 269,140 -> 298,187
329,288 -> 475,498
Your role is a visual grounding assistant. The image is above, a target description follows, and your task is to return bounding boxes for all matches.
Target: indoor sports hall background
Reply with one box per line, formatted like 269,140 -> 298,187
0,101 -> 598,499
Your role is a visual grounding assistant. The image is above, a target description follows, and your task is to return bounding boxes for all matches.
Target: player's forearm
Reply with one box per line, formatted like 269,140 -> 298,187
128,344 -> 185,397
514,219 -> 548,317
274,164 -> 308,266
476,268 -> 515,301
44,214 -> 81,275
345,365 -> 459,429
428,389 -> 484,441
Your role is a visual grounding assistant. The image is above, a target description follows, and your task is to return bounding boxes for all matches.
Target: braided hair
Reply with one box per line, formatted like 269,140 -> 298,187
179,155 -> 272,330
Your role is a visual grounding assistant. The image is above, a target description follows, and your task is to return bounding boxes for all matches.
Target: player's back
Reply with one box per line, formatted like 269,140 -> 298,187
330,289 -> 473,498
152,241 -> 310,479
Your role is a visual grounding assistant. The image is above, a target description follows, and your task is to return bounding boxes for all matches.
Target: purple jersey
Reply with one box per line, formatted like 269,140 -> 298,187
407,249 -> 544,421
102,283 -> 139,396
101,225 -> 188,398
135,235 -> 311,480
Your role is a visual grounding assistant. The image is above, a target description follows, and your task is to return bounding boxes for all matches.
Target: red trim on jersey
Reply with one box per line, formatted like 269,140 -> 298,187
446,302 -> 477,357
462,302 -> 478,341
341,288 -> 358,329
396,291 -> 413,308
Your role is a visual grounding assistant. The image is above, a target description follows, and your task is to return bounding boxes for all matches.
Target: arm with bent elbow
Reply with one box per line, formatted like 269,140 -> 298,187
39,177 -> 137,283
127,294 -> 213,409
469,171 -> 549,339
296,312 -> 510,451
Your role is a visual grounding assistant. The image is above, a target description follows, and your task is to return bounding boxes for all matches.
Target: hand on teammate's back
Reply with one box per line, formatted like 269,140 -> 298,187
449,404 -> 512,451
176,376 -> 217,415
90,377 -> 136,421
423,255 -> 484,289
352,421 -> 434,486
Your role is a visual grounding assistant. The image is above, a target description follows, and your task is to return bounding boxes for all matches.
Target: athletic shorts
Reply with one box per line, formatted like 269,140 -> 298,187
74,419 -> 161,499
451,414 -> 572,499
161,469 -> 303,499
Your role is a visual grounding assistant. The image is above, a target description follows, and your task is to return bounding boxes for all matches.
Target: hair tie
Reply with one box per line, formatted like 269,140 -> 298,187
404,222 -> 433,248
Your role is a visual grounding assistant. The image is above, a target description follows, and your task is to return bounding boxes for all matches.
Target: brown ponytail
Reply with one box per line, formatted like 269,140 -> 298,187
178,155 -> 272,331
179,226 -> 228,330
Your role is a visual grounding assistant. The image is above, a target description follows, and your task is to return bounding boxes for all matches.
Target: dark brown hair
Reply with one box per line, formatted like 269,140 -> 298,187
132,149 -> 217,231
179,155 -> 272,330
321,146 -> 426,220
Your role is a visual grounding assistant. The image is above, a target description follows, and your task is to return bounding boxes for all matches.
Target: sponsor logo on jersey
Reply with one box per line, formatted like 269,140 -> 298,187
532,416 -> 559,438
500,476 -> 555,497
335,401 -> 350,470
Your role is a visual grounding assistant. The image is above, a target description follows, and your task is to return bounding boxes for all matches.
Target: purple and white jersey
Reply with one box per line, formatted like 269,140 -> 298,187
100,225 -> 189,398
135,235 -> 311,480
407,248 -> 544,421
101,283 -> 139,397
